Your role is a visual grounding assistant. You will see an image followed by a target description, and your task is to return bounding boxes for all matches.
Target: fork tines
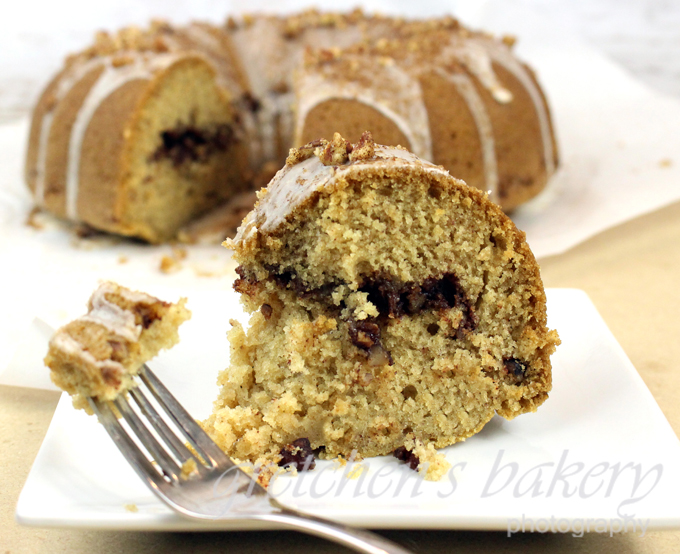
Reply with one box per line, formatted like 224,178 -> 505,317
88,365 -> 232,488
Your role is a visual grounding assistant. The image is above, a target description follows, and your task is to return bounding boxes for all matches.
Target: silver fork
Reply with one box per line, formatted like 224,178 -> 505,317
88,365 -> 413,554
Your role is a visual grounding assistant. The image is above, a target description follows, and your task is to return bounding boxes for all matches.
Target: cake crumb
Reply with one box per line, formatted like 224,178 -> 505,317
25,206 -> 45,230
118,255 -> 129,264
396,438 -> 451,481
501,34 -> 517,48
255,464 -> 279,487
193,268 -> 218,278
180,458 -> 198,480
346,463 -> 368,480
159,256 -> 180,273
124,503 -> 138,513
172,246 -> 187,260
159,247 -> 187,274
333,455 -> 349,468
659,158 -> 672,168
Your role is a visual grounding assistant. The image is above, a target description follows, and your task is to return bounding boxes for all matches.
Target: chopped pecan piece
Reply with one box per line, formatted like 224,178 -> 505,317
278,438 -> 316,470
393,446 -> 420,470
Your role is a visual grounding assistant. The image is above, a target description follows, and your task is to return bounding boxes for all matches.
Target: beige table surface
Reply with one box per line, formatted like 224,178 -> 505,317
2,198 -> 680,552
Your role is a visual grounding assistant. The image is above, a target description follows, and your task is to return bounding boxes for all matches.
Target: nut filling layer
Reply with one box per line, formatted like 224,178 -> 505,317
235,265 -> 480,365
152,123 -> 237,166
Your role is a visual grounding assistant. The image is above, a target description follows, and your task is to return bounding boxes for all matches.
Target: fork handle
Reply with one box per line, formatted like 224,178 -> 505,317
255,508 -> 413,554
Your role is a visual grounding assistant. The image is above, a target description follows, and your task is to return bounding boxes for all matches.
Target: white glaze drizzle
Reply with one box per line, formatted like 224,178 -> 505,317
35,19 -> 554,223
295,59 -> 432,161
232,145 -> 449,245
445,39 -> 514,104
79,282 -> 144,342
33,112 -> 53,207
33,57 -> 104,206
183,23 -> 222,55
229,18 -> 365,167
473,38 -> 556,178
181,23 -> 241,95
65,53 -> 177,220
50,332 -> 126,375
434,68 -> 499,201
228,18 -> 287,166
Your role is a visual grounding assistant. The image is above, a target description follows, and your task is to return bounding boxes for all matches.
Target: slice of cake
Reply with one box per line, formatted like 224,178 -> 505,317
45,282 -> 190,410
203,132 -> 560,474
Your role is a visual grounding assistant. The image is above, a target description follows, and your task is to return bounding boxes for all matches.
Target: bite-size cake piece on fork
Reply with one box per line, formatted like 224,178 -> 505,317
45,282 -> 190,410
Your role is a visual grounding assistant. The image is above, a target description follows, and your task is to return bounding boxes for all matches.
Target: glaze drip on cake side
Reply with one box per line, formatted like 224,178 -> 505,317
295,55 -> 433,162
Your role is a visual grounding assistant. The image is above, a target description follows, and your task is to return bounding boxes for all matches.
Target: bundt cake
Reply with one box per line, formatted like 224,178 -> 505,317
45,282 -> 191,411
25,11 -> 558,243
202,133 -> 560,474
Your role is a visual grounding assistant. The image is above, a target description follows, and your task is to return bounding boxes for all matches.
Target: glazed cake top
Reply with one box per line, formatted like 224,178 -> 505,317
229,132 -> 458,250
48,282 -> 160,373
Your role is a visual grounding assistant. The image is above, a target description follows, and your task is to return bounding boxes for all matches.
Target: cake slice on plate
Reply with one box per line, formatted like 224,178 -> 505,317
203,132 -> 559,477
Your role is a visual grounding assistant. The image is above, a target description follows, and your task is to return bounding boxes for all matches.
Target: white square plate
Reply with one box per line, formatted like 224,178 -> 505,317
15,289 -> 680,532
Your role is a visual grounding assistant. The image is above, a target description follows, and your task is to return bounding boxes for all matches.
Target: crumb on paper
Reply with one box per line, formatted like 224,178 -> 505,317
191,259 -> 234,278
345,463 -> 368,480
25,206 -> 73,234
26,206 -> 45,230
159,255 -> 180,273
332,455 -> 348,469
124,503 -> 138,513
659,158 -> 672,168
172,246 -> 188,260
159,246 -> 188,274
118,255 -> 129,264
